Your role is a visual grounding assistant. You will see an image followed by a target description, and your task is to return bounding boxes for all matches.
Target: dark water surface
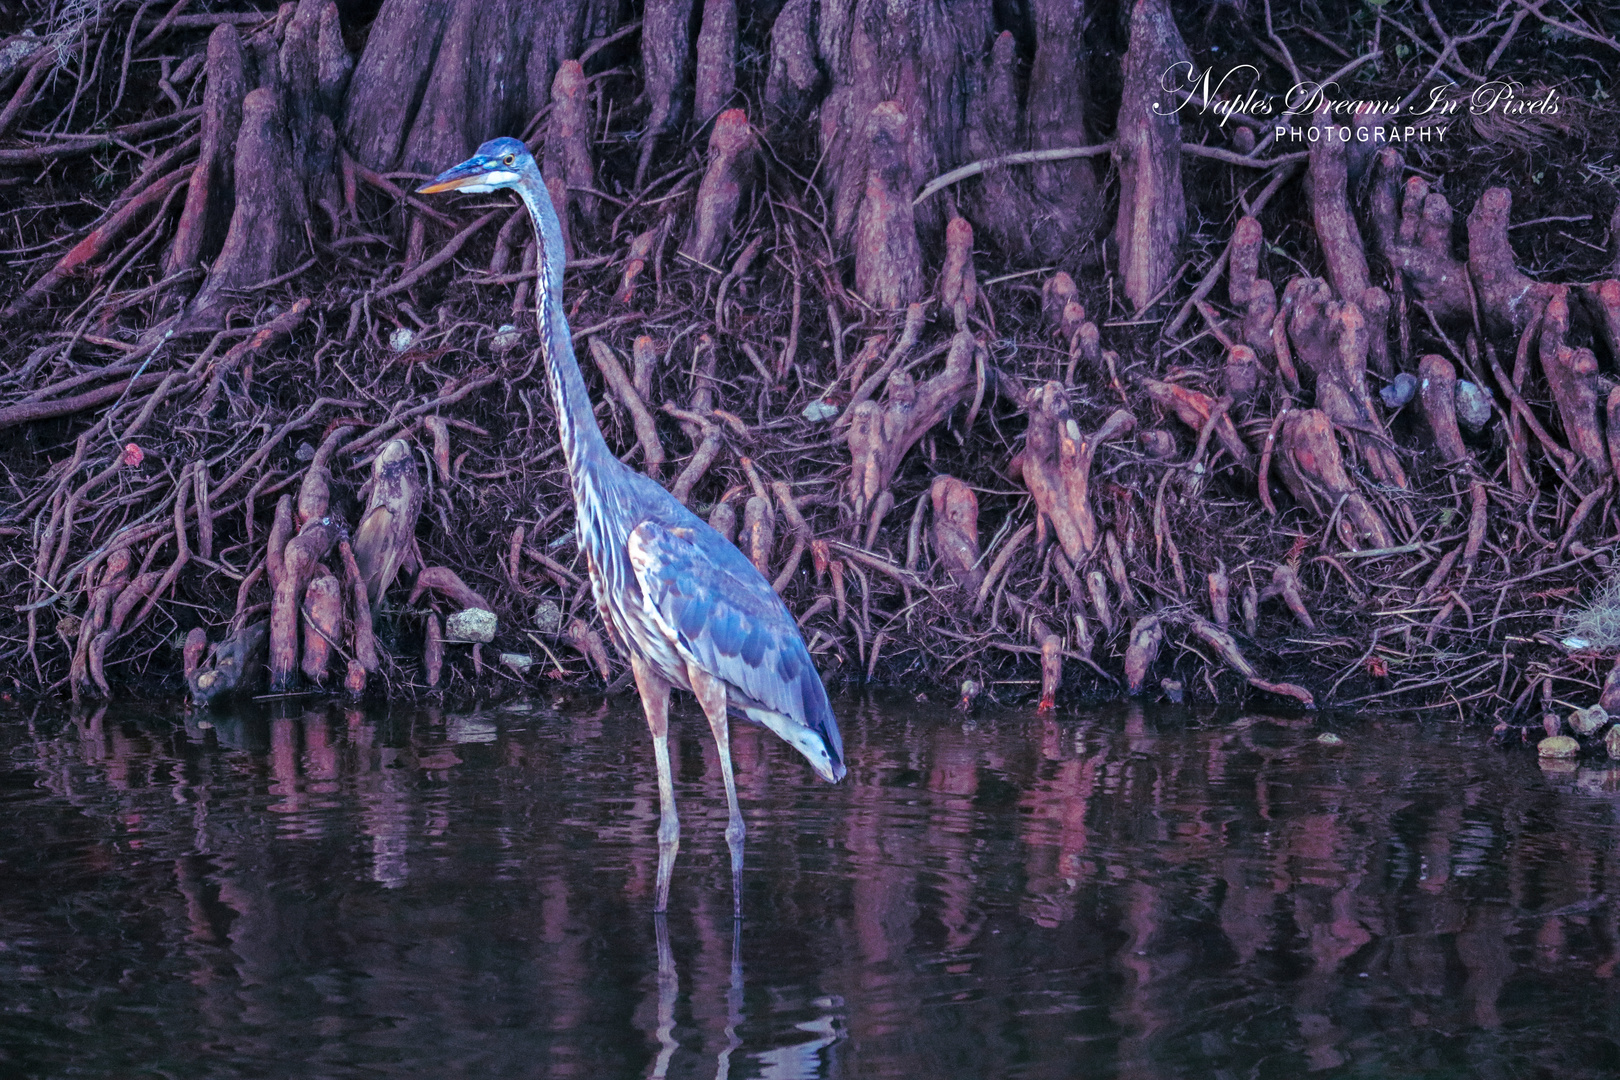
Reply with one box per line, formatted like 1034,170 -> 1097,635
3,697 -> 1620,1078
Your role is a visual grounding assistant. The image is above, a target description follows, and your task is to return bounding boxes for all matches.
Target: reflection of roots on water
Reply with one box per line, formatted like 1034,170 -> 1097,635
648,914 -> 842,1080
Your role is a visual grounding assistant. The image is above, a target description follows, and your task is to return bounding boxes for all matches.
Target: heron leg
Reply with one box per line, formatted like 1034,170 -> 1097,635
632,654 -> 679,913
690,666 -> 745,918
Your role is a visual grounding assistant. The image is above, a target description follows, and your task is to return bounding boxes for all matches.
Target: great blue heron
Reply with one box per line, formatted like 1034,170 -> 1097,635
420,138 -> 846,916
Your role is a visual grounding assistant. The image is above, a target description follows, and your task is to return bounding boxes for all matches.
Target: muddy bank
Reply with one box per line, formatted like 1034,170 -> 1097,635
3,1 -> 1620,741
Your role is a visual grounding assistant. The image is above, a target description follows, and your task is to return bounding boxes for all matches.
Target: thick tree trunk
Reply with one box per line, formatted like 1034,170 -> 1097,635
765,0 -> 821,120
344,0 -> 591,174
694,0 -> 738,121
1026,0 -> 1103,260
190,87 -> 307,318
165,25 -> 246,278
638,0 -> 697,183
1112,0 -> 1188,311
817,0 -> 996,242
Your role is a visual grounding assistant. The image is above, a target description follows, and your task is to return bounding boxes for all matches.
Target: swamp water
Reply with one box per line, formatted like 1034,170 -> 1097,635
2,696 -> 1619,1079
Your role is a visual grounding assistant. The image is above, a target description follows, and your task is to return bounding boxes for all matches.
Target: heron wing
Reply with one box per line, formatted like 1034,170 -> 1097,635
626,519 -> 843,767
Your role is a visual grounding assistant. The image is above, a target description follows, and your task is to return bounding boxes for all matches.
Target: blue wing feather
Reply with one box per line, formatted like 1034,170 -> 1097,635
626,514 -> 844,777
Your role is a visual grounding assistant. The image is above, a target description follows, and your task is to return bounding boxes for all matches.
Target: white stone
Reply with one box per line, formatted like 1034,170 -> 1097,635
445,607 -> 497,643
491,324 -> 523,354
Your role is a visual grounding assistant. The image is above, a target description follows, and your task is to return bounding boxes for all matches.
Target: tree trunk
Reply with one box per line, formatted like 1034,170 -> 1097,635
1112,0 -> 1188,311
817,0 -> 996,243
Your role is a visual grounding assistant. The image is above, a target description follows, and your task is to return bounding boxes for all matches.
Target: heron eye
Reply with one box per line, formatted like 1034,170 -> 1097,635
502,154 -> 516,167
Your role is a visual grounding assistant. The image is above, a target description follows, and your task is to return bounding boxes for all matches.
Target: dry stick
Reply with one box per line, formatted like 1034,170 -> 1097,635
1185,145 -> 1310,169
1164,163 -> 1302,339
210,397 -> 365,505
128,463 -> 194,629
0,50 -> 53,139
0,107 -> 201,165
133,0 -> 197,53
1557,480 -> 1609,554
777,255 -> 802,381
905,491 -> 928,573
714,235 -> 763,334
1508,0 -> 1620,52
351,162 -> 463,231
4,167 -> 191,318
830,542 -> 928,599
1484,6 -> 1531,70
588,337 -> 665,478
1256,406 -> 1290,516
841,303 -> 928,420
914,145 -> 1112,205
113,0 -> 166,111
974,522 -> 1034,616
771,481 -> 811,593
0,374 -> 168,431
193,460 -> 212,560
1462,479 -> 1489,578
339,375 -> 500,459
507,526 -> 525,585
16,359 -> 150,406
664,405 -> 724,505
374,210 -> 503,300
229,559 -> 267,631
1416,547 -> 1461,602
523,545 -> 583,586
1485,342 -> 1577,474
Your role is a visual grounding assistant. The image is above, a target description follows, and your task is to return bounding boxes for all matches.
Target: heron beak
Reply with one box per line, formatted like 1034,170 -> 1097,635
417,159 -> 490,194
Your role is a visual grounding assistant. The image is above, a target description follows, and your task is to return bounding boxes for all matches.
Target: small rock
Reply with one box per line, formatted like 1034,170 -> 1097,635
1455,379 -> 1493,431
294,440 -> 316,462
1139,430 -> 1177,458
445,608 -> 497,643
500,652 -> 533,674
1543,713 -> 1564,738
1160,677 -> 1184,703
1607,725 -> 1620,759
801,400 -> 839,423
1538,734 -> 1581,759
1317,732 -> 1344,745
0,34 -> 44,85
533,598 -> 562,635
1569,704 -> 1609,736
1563,636 -> 1593,651
491,324 -> 522,354
1380,372 -> 1418,409
389,327 -> 415,353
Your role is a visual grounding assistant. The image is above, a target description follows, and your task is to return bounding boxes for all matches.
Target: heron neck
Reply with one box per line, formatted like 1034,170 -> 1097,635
518,178 -> 610,472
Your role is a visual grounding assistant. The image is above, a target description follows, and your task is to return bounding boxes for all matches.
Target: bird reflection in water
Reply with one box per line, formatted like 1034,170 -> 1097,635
646,915 -> 841,1079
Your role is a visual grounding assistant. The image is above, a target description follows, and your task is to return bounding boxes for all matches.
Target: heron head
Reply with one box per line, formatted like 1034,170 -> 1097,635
418,137 -> 535,195
780,722 -> 847,784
